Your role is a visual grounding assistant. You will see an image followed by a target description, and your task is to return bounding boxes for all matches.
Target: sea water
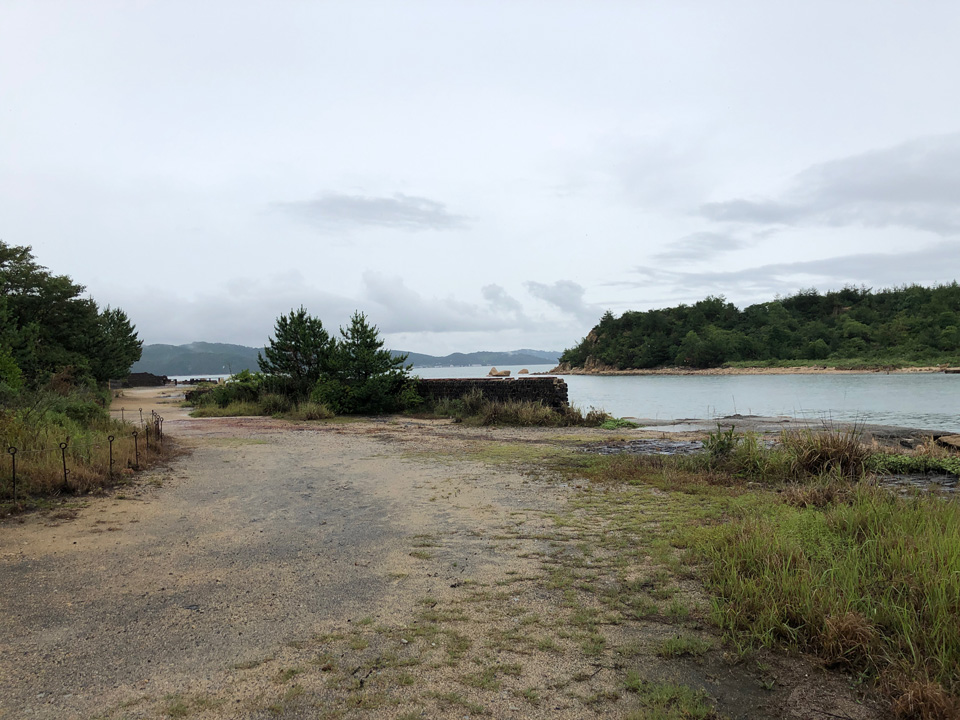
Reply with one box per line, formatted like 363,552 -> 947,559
413,365 -> 960,432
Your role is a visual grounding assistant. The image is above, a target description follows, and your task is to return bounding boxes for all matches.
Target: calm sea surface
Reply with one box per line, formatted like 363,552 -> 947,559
414,365 -> 960,432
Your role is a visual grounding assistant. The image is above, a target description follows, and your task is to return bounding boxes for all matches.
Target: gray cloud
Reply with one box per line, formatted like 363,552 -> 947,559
701,134 -> 960,235
360,273 -> 532,334
482,284 -> 525,314
651,232 -> 749,261
616,241 -> 960,306
525,280 -> 598,322
277,192 -> 469,231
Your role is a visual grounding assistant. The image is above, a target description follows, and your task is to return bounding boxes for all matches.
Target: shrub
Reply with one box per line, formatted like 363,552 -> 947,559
781,427 -> 870,479
259,393 -> 293,415
288,401 -> 334,421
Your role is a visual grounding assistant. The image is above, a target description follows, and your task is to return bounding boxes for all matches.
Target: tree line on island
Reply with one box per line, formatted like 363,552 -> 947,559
560,284 -> 960,371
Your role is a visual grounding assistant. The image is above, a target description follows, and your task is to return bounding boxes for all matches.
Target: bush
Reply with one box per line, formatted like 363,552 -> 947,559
422,396 -> 609,427
781,427 -> 870,479
259,393 -> 293,415
288,401 -> 334,421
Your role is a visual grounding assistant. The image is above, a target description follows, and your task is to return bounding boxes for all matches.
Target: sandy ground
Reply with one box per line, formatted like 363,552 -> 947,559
0,388 -> 887,720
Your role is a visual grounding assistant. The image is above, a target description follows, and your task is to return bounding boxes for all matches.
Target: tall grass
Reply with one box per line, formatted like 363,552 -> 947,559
188,397 -> 333,420
1,390 -> 170,507
573,426 -> 960,717
474,400 -> 608,427
421,390 -> 609,427
694,486 -> 960,717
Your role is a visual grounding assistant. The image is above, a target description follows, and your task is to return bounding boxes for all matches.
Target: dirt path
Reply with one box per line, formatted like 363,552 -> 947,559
0,390 -> 884,719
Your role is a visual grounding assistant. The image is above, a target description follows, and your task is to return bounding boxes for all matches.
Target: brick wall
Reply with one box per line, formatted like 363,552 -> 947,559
416,377 -> 569,409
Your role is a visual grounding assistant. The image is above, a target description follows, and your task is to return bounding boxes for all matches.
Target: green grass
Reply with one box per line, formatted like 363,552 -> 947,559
421,391 -> 610,427
693,485 -> 960,699
1,389 -> 171,508
656,635 -> 712,658
189,399 -> 334,420
560,426 -> 960,714
601,417 -> 641,430
623,675 -> 719,719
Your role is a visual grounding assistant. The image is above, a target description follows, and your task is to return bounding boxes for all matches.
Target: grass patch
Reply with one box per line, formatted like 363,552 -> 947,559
624,675 -> 719,719
692,484 -> 960,711
1,388 -> 175,511
421,390 -> 609,427
601,417 -> 641,430
656,635 -> 712,658
557,425 -> 960,713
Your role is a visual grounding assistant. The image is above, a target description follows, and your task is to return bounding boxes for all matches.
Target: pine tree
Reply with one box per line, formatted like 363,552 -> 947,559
258,307 -> 332,398
315,312 -> 411,414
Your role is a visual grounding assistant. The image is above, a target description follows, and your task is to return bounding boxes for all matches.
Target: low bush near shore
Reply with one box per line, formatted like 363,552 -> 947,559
421,392 -> 609,427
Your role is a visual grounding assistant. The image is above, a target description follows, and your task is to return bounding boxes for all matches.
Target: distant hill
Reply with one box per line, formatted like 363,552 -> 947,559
131,342 -> 263,376
395,349 -> 561,368
131,343 -> 561,375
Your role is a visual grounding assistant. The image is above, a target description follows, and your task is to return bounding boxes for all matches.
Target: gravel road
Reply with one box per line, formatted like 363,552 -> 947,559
0,388 -> 885,720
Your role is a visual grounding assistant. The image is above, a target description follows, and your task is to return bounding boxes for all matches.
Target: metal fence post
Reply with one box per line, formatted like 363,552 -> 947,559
7,447 -> 16,502
132,431 -> 140,470
108,435 -> 115,478
60,441 -> 69,490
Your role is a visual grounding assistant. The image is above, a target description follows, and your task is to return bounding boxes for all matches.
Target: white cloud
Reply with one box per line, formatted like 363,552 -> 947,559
276,193 -> 468,232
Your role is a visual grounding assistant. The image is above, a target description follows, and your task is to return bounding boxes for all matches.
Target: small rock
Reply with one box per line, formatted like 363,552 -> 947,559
937,434 -> 960,451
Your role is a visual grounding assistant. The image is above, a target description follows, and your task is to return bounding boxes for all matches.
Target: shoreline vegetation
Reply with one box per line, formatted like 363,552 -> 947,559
558,284 -> 960,373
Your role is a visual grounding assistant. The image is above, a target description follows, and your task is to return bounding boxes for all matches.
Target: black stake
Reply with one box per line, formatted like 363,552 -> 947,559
7,447 -> 16,502
60,441 -> 69,490
108,435 -> 115,478
132,430 -> 140,470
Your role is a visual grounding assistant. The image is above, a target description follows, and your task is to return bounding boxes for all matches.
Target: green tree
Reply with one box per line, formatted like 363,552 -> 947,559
258,306 -> 333,398
87,307 -> 143,382
314,311 -> 412,414
0,240 -> 141,386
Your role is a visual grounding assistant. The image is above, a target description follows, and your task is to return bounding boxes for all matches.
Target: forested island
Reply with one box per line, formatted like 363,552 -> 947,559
559,284 -> 960,371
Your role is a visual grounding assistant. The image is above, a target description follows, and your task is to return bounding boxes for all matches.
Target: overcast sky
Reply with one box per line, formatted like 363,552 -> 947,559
2,2 -> 959,355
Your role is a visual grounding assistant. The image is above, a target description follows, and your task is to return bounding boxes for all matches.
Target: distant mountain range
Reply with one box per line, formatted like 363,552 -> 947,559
131,343 -> 560,376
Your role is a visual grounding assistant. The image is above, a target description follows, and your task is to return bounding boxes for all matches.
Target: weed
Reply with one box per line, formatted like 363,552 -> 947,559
781,426 -> 870,479
273,667 -> 304,684
348,635 -> 369,651
657,635 -> 712,658
694,483 -> 960,704
703,424 -> 739,459
519,687 -> 541,705
601,417 -> 641,430
623,674 -> 718,719
429,691 -> 487,715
